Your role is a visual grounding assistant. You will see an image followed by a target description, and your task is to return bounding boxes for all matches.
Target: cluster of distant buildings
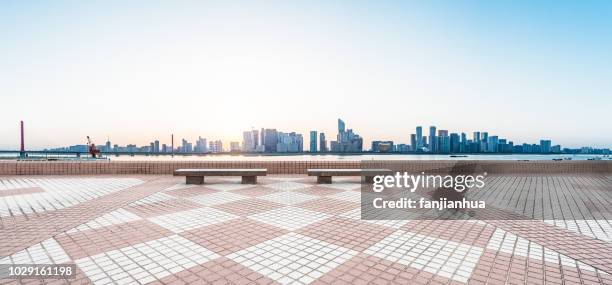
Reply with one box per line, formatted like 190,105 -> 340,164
46,119 -> 610,155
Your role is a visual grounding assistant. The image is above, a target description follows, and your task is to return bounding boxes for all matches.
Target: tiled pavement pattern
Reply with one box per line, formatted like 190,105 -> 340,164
0,175 -> 611,284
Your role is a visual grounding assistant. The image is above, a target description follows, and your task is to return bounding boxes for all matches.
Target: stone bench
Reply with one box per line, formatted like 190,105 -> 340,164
173,169 -> 267,184
307,169 -> 393,184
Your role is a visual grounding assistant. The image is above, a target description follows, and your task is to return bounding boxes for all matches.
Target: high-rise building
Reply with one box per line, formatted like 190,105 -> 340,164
310,131 -> 317,152
330,119 -> 363,152
154,140 -> 160,153
260,128 -> 265,146
450,133 -> 460,153
410,134 -> 417,152
416,126 -> 423,152
209,140 -> 223,153
276,132 -> 303,153
540,140 -> 552,153
243,131 -> 255,152
438,130 -> 450,153
319,133 -> 327,152
429,126 -> 437,153
242,130 -> 261,152
487,136 -> 498,152
473,132 -> 481,142
181,139 -> 193,153
252,130 -> 259,150
263,129 -> 278,152
195,137 -> 207,153
230,142 -> 240,152
149,142 -> 155,153
372,141 -> 394,153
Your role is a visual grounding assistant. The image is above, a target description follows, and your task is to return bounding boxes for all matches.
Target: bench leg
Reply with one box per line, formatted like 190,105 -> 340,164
317,176 -> 332,184
186,176 -> 204,185
242,176 -> 257,184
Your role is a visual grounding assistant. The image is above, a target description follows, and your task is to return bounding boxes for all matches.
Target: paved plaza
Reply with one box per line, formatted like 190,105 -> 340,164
0,175 -> 611,284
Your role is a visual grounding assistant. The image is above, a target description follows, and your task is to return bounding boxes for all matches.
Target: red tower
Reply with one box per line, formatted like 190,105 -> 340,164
20,121 -> 25,158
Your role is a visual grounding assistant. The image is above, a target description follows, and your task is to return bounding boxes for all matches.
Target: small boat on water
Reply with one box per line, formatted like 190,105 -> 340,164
552,158 -> 563,161
449,155 -> 468,158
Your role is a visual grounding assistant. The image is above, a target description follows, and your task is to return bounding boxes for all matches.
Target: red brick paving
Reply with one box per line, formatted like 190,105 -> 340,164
401,220 -> 496,248
0,177 -> 175,257
312,253 -> 451,285
212,198 -> 284,217
164,185 -> 220,198
124,198 -> 202,218
296,198 -> 360,215
180,218 -> 288,256
149,257 -> 280,285
229,186 -> 282,197
56,220 -> 173,260
298,217 -> 395,252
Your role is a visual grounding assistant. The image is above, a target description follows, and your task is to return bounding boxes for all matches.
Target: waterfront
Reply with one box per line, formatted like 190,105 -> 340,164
1,152 -> 610,161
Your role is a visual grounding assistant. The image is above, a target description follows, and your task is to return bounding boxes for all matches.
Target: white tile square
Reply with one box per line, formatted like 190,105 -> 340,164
248,207 -> 331,231
364,230 -> 483,283
228,233 -> 357,285
327,190 -> 361,203
203,183 -> 257,192
319,183 -> 361,191
68,208 -> 142,233
264,181 -> 313,191
76,235 -> 219,285
130,192 -> 175,206
339,208 -> 410,229
148,207 -> 238,233
259,192 -> 318,205
0,238 -> 70,265
188,191 -> 249,206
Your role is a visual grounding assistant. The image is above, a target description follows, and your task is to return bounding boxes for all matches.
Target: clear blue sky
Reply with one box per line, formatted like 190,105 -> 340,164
1,0 -> 611,149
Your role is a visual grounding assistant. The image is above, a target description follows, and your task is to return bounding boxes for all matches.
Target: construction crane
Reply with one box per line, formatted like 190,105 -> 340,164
86,136 -> 101,158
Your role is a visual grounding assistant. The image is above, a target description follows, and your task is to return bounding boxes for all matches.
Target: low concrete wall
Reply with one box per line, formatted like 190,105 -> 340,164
0,160 -> 610,175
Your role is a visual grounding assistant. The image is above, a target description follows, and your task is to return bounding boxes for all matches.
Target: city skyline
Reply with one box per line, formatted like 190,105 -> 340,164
40,118 -> 610,155
3,118 -> 611,151
1,1 -> 612,149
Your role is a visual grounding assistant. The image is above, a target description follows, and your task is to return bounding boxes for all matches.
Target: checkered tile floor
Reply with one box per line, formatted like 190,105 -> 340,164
1,175 -> 612,284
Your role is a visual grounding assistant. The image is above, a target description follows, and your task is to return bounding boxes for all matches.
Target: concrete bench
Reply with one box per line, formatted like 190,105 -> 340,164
173,169 -> 267,184
307,169 -> 393,184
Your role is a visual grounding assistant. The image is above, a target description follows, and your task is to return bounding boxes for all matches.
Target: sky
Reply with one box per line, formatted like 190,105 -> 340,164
1,0 -> 611,150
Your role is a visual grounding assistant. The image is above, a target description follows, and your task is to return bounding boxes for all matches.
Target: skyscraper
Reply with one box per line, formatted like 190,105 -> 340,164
438,130 -> 450,153
429,126 -> 437,153
230,142 -> 240,152
450,133 -> 460,153
540,140 -> 552,153
195,137 -> 207,153
416,126 -> 423,152
243,131 -> 255,152
319,133 -> 327,152
487,136 -> 498,152
473,132 -> 481,142
263,129 -> 278,152
309,131 -> 317,153
410,134 -> 417,152
276,132 -> 303,153
330,118 -> 363,152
